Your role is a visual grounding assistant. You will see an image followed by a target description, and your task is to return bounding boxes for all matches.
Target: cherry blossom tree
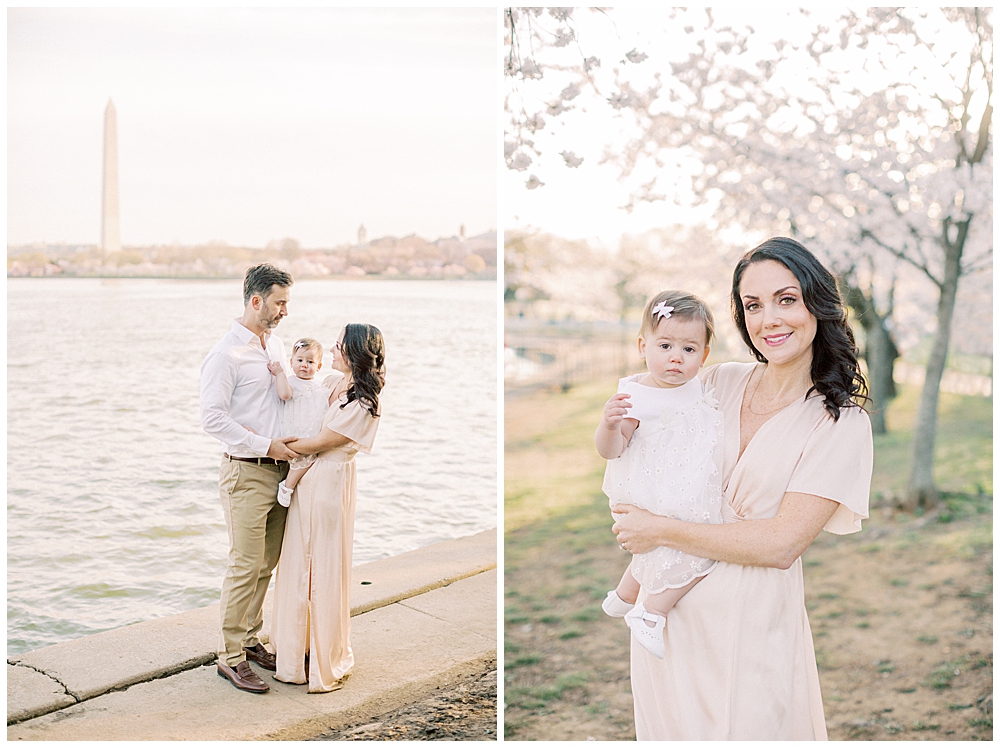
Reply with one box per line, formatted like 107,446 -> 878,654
506,7 -> 993,508
505,8 -> 911,431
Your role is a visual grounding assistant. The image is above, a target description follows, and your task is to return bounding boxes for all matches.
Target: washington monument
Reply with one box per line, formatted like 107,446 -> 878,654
101,99 -> 120,254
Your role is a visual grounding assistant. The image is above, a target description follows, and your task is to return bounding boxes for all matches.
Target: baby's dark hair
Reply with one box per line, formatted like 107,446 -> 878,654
639,290 -> 715,346
340,323 -> 386,418
292,337 -> 323,358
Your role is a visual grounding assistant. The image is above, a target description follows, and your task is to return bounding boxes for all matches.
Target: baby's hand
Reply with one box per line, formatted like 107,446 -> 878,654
600,392 -> 632,430
267,361 -> 283,376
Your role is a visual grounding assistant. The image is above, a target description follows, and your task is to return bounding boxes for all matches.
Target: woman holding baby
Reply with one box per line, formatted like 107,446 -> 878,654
612,237 -> 873,739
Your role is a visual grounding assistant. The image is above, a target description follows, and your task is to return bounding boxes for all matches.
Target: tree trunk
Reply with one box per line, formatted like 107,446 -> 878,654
864,315 -> 899,436
840,280 -> 899,435
905,219 -> 968,509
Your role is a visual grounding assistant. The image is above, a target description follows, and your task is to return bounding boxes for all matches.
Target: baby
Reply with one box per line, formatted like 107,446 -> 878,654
270,338 -> 336,507
595,290 -> 724,658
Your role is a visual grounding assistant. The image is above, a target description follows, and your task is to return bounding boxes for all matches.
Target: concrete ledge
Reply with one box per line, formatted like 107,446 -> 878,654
7,530 -> 496,728
346,531 -> 497,615
6,665 -> 76,725
8,570 -> 497,741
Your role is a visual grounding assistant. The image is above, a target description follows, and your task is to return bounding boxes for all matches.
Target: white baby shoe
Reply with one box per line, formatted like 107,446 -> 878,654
277,481 -> 294,508
601,590 -> 634,618
625,603 -> 666,659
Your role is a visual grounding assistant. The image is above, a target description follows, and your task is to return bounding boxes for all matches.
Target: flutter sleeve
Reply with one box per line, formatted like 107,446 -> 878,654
786,403 -> 873,535
325,397 -> 380,454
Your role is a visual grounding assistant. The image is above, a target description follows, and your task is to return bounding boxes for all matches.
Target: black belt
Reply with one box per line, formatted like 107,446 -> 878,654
224,454 -> 287,466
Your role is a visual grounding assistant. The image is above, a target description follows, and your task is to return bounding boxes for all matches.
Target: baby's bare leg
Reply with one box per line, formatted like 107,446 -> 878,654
615,568 -> 641,605
284,464 -> 311,490
643,576 -> 704,620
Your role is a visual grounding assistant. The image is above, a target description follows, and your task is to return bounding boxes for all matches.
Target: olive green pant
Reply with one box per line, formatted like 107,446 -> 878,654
218,458 -> 289,667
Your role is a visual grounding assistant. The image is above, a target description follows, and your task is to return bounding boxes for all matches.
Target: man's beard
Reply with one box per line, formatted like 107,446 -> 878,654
260,307 -> 281,330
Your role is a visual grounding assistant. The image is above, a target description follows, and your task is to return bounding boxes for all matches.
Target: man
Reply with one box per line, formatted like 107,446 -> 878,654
200,263 -> 298,694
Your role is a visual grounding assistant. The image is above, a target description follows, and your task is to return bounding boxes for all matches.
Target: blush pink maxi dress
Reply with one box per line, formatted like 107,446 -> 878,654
630,362 -> 873,740
269,394 -> 379,693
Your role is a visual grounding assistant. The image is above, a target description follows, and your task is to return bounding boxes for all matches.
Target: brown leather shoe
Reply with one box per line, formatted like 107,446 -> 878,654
217,661 -> 269,693
244,643 -> 277,671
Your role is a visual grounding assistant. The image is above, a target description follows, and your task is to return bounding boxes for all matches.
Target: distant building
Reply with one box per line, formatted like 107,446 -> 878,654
357,224 -> 367,246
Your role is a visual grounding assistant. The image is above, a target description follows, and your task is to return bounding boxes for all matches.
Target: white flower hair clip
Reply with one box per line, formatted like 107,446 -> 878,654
652,301 -> 674,321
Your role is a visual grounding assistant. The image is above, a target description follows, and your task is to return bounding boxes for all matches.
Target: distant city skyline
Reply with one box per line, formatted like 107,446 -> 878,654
8,7 -> 497,247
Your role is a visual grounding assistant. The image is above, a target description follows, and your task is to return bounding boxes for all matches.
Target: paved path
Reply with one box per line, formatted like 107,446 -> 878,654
8,531 -> 496,741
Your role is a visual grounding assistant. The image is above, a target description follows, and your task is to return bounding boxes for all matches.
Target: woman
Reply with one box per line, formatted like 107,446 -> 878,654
269,323 -> 385,693
612,237 -> 873,739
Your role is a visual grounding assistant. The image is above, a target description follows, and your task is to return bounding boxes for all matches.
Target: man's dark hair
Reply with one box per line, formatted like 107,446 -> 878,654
243,264 -> 293,304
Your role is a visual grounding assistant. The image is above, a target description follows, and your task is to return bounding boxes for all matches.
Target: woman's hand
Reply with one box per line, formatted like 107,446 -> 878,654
287,428 -> 351,457
612,503 -> 672,555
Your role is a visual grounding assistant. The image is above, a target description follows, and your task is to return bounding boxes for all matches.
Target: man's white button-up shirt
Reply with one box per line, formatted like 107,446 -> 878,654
200,319 -> 289,458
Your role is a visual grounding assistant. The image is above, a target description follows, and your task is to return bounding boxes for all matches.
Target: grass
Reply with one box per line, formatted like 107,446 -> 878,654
924,657 -> 972,689
506,672 -> 590,710
870,385 -> 993,498
510,654 -> 541,668
504,381 -> 618,533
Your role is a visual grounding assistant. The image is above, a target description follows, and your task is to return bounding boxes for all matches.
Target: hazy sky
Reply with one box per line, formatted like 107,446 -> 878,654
8,7 -> 497,247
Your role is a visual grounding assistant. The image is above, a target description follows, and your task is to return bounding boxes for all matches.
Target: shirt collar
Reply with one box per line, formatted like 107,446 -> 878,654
231,319 -> 270,348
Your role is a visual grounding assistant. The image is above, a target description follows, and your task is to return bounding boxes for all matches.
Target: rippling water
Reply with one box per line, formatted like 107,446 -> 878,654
7,278 -> 497,655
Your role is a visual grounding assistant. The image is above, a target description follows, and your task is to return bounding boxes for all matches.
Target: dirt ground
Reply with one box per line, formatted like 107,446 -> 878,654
504,382 -> 992,741
312,662 -> 497,741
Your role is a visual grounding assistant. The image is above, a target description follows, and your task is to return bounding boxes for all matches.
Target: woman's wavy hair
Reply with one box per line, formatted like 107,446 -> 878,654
339,323 -> 385,418
731,237 -> 869,420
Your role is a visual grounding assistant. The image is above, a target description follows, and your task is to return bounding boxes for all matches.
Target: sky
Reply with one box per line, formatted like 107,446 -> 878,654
8,7 -> 497,248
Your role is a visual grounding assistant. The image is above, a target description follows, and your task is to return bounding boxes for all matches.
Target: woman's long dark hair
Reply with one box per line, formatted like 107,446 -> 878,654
339,323 -> 385,418
731,237 -> 869,420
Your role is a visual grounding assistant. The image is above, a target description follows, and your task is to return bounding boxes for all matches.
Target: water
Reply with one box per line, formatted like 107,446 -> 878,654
7,278 -> 498,655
